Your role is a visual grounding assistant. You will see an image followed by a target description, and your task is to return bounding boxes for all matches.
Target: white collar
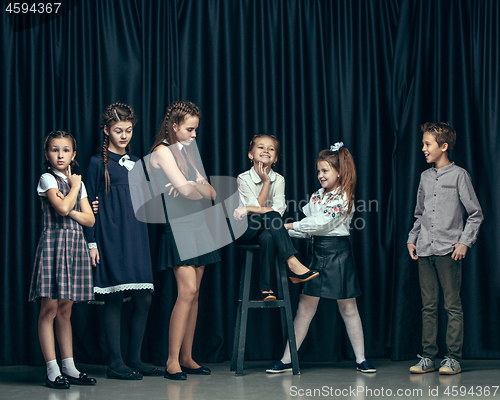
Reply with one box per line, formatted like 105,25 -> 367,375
250,166 -> 276,184
176,142 -> 184,151
51,168 -> 69,182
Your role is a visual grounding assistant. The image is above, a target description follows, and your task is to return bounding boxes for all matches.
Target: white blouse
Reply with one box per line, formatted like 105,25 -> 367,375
237,167 -> 286,217
289,188 -> 353,238
37,169 -> 88,198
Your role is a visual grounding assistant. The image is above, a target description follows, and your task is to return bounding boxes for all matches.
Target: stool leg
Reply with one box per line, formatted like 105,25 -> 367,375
279,261 -> 300,375
233,250 -> 254,376
275,258 -> 287,345
231,249 -> 250,372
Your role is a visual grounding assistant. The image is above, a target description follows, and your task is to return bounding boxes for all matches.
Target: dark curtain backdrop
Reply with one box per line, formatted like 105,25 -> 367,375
1,0 -> 498,366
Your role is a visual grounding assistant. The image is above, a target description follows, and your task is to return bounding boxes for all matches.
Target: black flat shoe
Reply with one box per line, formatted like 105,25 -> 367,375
261,292 -> 277,301
288,269 -> 319,283
62,372 -> 97,385
138,367 -> 164,376
106,367 -> 143,380
181,365 -> 211,375
45,375 -> 70,389
164,369 -> 187,380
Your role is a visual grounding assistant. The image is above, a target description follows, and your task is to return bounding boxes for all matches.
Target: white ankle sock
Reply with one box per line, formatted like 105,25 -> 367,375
61,357 -> 80,378
46,359 -> 61,382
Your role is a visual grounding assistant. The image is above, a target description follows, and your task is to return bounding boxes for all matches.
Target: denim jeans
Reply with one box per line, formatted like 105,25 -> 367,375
418,254 -> 463,361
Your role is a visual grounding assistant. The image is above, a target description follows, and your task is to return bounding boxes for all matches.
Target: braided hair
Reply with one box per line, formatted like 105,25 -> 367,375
150,101 -> 201,177
100,103 -> 137,192
43,130 -> 78,169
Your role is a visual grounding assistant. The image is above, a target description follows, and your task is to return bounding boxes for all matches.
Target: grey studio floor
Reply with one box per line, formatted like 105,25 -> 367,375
1,359 -> 500,400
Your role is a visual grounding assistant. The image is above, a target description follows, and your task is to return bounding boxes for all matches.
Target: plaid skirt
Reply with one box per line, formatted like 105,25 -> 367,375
29,228 -> 94,302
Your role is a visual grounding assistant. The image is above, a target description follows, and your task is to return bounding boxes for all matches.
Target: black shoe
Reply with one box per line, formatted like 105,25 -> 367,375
137,367 -> 164,376
288,269 -> 319,284
62,372 -> 97,385
261,292 -> 277,301
357,360 -> 377,373
106,367 -> 143,380
181,365 -> 211,375
266,361 -> 293,374
45,375 -> 70,389
164,369 -> 187,380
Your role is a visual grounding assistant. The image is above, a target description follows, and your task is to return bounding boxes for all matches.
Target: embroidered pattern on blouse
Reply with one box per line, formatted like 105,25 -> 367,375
311,189 -> 346,219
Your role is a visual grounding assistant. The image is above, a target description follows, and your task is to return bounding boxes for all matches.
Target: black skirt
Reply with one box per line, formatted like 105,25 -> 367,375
302,236 -> 361,300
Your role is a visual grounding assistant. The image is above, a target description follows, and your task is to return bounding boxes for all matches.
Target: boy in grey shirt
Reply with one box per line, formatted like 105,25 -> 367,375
407,122 -> 483,375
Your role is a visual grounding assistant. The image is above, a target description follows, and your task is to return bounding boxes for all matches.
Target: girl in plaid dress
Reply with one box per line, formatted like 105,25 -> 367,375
29,131 -> 96,389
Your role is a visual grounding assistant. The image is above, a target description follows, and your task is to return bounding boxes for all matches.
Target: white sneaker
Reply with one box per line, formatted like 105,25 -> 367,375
409,354 -> 435,373
439,357 -> 461,375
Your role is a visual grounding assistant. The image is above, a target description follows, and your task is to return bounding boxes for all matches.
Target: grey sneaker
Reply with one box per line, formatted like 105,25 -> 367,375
409,354 -> 435,373
439,357 -> 461,375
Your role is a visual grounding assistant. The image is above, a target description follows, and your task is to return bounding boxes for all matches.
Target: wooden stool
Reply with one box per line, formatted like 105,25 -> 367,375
230,244 -> 300,376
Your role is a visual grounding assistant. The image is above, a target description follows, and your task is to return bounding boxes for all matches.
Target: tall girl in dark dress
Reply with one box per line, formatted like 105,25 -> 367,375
149,101 -> 220,380
85,103 -> 160,379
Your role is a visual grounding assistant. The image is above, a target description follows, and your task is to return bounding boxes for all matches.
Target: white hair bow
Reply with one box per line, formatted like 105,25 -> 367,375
118,154 -> 136,171
330,142 -> 344,152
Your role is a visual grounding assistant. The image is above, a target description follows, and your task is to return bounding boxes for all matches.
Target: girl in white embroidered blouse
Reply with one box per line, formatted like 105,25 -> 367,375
266,144 -> 376,374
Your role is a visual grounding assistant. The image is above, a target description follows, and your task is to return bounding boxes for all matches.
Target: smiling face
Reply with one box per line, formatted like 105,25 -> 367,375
173,115 -> 199,146
317,160 -> 340,193
422,132 -> 448,167
45,137 -> 76,173
248,137 -> 278,167
105,121 -> 133,154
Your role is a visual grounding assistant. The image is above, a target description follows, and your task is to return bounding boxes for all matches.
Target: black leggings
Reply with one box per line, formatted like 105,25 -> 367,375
103,290 -> 152,370
237,211 -> 297,291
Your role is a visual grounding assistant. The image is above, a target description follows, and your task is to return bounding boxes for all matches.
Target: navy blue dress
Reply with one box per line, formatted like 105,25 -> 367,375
85,151 -> 154,294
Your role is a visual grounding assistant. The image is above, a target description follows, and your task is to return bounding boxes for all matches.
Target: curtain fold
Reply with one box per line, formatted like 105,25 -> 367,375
1,0 -> 498,366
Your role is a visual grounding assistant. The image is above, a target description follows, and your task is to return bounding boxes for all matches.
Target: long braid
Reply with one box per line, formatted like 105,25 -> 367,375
102,135 -> 111,193
150,101 -> 201,177
100,103 -> 137,193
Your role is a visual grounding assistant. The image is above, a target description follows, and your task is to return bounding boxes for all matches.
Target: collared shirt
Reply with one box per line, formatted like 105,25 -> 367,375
289,188 -> 353,238
237,167 -> 286,216
408,162 -> 483,257
37,169 -> 88,198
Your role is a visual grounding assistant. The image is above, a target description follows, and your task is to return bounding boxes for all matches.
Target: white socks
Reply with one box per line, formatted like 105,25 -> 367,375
61,357 -> 80,379
281,295 -> 320,364
46,359 -> 61,382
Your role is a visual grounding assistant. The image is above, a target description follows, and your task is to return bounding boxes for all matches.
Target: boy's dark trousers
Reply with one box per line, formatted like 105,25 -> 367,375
418,254 -> 463,361
236,211 -> 297,291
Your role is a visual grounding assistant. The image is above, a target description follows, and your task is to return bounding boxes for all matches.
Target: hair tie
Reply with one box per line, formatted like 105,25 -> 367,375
330,142 -> 344,152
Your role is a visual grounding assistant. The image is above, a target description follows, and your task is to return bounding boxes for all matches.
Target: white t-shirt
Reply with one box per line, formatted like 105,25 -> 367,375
37,169 -> 88,198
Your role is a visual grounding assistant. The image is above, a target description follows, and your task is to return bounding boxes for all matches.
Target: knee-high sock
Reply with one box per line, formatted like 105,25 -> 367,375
127,290 -> 152,370
338,298 -> 365,363
281,295 -> 320,364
